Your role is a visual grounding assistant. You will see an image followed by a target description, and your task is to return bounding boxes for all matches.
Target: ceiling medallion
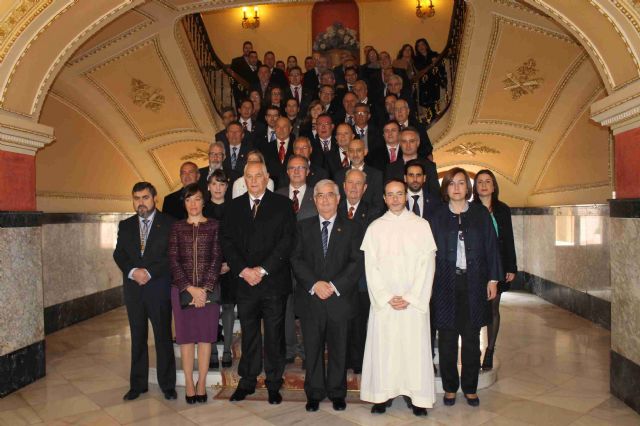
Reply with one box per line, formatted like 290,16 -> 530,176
502,58 -> 543,100
446,142 -> 500,156
181,148 -> 208,162
130,78 -> 165,112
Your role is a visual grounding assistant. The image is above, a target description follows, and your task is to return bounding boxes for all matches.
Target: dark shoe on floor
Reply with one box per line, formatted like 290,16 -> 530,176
122,389 -> 147,401
443,394 -> 456,406
221,351 -> 233,368
402,395 -> 413,409
412,407 -> 428,416
196,393 -> 208,403
482,348 -> 494,370
464,394 -> 480,407
370,402 -> 387,414
331,398 -> 346,411
268,390 -> 282,405
185,394 -> 197,404
163,389 -> 177,400
305,400 -> 320,412
229,388 -> 254,402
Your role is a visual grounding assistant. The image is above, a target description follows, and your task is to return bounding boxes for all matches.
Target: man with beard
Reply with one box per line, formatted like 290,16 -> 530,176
113,182 -> 177,401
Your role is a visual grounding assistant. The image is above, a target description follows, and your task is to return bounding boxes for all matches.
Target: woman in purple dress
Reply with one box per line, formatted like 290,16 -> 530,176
169,183 -> 222,404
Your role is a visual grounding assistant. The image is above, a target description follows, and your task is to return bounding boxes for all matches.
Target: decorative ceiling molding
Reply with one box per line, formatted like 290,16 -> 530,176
446,142 -> 500,156
0,0 -> 55,63
502,58 -> 543,100
533,86 -> 608,194
35,190 -> 131,201
0,109 -> 54,155
591,79 -> 640,134
83,36 -> 200,141
613,1 -> 640,34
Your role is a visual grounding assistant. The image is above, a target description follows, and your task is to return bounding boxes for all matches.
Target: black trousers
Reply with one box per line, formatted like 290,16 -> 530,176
300,307 -> 350,401
438,273 -> 481,394
124,287 -> 176,392
237,295 -> 287,392
347,291 -> 370,370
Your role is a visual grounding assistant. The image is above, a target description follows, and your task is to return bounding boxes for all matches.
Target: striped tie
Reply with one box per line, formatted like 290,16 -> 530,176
140,219 -> 149,255
321,220 -> 330,257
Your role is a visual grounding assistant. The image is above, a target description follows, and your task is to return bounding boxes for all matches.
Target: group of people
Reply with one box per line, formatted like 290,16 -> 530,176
112,40 -> 516,418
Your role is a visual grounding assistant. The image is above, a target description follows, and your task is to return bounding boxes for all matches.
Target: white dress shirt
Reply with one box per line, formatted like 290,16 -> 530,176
310,213 -> 341,296
407,189 -> 423,216
127,210 -> 156,280
289,184 -> 307,202
240,118 -> 253,132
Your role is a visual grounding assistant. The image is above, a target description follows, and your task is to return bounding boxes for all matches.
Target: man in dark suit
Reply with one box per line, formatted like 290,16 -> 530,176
113,182 -> 177,401
276,154 -> 318,364
334,137 -> 384,212
278,137 -> 328,188
353,80 -> 385,128
261,116 -> 294,188
198,141 -> 241,193
303,55 -> 329,96
394,98 -> 433,157
263,51 -> 289,91
291,179 -> 364,412
251,65 -> 272,100
352,103 -> 383,153
231,41 -> 258,83
325,122 -> 352,179
162,161 -> 200,220
285,98 -> 303,138
385,127 -> 440,196
222,162 -> 296,405
237,99 -> 265,145
314,113 -> 338,171
338,169 -> 382,374
318,84 -> 342,124
222,121 -> 253,182
367,120 -> 402,172
213,106 -> 237,144
284,66 -> 313,118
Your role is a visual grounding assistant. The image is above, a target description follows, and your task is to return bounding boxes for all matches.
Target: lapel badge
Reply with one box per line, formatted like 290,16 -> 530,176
337,227 -> 341,232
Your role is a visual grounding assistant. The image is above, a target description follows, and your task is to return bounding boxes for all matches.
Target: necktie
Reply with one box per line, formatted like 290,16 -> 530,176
252,198 -> 261,219
348,206 -> 354,219
412,195 -> 421,216
292,190 -> 299,214
390,147 -> 397,162
278,141 -> 286,164
400,123 -> 406,131
294,86 -> 300,103
359,128 -> 366,139
348,84 -> 353,92
347,115 -> 353,126
231,147 -> 238,170
341,151 -> 349,168
242,120 -> 248,131
270,131 -> 276,143
140,219 -> 149,255
321,220 -> 330,256
322,139 -> 330,152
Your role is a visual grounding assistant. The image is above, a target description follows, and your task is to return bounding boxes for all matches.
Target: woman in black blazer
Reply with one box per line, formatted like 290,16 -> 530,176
473,169 -> 517,371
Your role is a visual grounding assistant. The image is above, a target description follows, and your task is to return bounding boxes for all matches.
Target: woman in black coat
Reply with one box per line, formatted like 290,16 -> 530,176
473,169 -> 517,371
431,167 -> 502,407
203,169 -> 234,369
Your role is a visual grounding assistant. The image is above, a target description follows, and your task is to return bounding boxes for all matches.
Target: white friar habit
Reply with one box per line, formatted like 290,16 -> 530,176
359,208 -> 437,408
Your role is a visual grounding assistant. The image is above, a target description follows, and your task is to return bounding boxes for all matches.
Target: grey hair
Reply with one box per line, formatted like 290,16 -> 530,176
244,161 -> 268,176
345,168 -> 367,181
388,74 -> 403,86
313,179 -> 340,197
210,141 -> 226,156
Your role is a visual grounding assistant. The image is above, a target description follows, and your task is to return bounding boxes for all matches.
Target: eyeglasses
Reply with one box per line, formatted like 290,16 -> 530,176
314,192 -> 337,200
287,166 -> 308,171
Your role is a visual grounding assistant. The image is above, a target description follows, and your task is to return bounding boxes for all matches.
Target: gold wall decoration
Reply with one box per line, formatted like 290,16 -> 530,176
130,78 -> 165,111
180,147 -> 208,161
503,58 -> 543,100
446,142 -> 500,156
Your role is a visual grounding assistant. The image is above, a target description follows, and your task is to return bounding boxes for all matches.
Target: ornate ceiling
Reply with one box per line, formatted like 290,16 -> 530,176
0,0 -> 639,210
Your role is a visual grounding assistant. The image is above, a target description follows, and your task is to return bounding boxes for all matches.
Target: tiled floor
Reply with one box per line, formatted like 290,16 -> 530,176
2,292 -> 639,425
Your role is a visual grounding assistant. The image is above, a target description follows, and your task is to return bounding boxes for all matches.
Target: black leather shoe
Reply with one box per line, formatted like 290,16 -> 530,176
402,395 -> 413,409
443,394 -> 456,406
464,394 -> 480,407
482,348 -> 494,370
221,352 -> 233,368
163,389 -> 177,400
305,400 -> 320,412
331,398 -> 346,411
229,388 -> 254,401
196,393 -> 208,403
185,394 -> 197,404
122,389 -> 147,401
268,390 -> 282,405
412,407 -> 428,416
370,402 -> 387,414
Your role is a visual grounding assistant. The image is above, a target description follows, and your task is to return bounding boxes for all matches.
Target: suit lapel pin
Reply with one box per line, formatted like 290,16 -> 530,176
337,228 -> 341,232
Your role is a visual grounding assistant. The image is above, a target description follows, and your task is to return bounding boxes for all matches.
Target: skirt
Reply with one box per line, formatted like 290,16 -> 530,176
171,286 -> 220,344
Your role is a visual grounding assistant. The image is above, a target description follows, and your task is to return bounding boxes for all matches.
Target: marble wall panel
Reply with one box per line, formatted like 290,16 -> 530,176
41,218 -> 128,308
0,227 -> 44,356
610,217 -> 640,367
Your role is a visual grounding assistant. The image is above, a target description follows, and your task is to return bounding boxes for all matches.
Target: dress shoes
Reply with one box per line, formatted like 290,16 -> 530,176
331,398 -> 346,411
443,394 -> 456,406
412,406 -> 428,416
163,389 -> 177,400
268,390 -> 283,405
229,388 -> 254,401
305,400 -> 320,412
185,394 -> 197,404
196,393 -> 208,403
221,351 -> 233,368
122,389 -> 147,401
370,399 -> 392,414
464,394 -> 480,407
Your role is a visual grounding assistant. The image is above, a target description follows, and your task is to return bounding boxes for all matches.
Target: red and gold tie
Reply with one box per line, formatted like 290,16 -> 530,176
341,151 -> 349,168
292,190 -> 300,214
348,206 -> 354,219
278,141 -> 286,164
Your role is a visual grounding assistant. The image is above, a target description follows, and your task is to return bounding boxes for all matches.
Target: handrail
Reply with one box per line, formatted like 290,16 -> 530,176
182,13 -> 250,115
412,0 -> 466,127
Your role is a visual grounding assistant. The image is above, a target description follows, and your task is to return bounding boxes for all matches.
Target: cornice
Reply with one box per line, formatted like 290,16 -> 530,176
591,79 -> 640,134
0,110 -> 54,155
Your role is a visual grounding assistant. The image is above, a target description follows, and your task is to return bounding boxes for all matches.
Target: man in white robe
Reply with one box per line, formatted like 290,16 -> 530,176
360,179 -> 437,417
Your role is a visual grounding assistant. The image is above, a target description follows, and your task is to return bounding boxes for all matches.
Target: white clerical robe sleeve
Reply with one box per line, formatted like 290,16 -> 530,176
361,229 -> 394,311
402,224 -> 437,313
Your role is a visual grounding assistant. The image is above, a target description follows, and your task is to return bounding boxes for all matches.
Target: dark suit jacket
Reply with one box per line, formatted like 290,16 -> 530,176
198,165 -> 241,197
257,134 -> 295,188
408,188 -> 444,224
284,86 -> 314,117
221,190 -> 296,301
409,119 -> 434,157
231,56 -> 259,86
490,200 -> 517,274
353,123 -> 384,152
277,162 -> 328,189
366,145 -> 403,172
334,165 -> 384,211
113,212 -> 175,302
276,186 -> 318,221
291,215 -> 364,320
223,141 -> 253,178
303,69 -> 320,95
162,189 -> 187,220
269,67 -> 288,91
385,157 -> 440,196
323,142 -> 348,179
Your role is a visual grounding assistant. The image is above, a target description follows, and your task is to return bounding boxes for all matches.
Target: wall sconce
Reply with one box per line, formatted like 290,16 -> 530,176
416,0 -> 435,19
242,6 -> 260,29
